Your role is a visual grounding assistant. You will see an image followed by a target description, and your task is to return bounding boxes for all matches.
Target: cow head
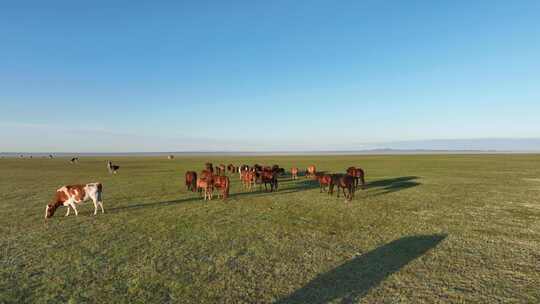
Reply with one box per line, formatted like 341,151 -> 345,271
44,203 -> 57,218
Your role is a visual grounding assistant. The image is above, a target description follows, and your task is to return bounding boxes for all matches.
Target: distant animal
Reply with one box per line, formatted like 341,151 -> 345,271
70,157 -> 79,164
48,154 -> 54,159
107,161 -> 119,174
315,173 -> 333,194
213,175 -> 230,199
291,167 -> 299,180
227,164 -> 236,173
216,164 -> 226,176
185,171 -> 197,192
196,177 -> 213,201
168,155 -> 175,160
205,162 -> 214,173
306,165 -> 317,178
45,182 -> 104,218
330,174 -> 355,201
260,171 -> 278,192
346,167 -> 366,189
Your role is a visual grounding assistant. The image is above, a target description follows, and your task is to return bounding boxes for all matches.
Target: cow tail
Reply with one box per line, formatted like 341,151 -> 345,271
96,183 -> 103,202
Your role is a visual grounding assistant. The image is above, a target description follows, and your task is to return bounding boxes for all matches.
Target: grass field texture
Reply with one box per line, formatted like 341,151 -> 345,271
1,154 -> 539,303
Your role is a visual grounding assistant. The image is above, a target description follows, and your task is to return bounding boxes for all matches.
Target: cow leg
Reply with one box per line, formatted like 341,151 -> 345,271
65,205 -> 71,216
92,199 -> 99,215
69,202 -> 79,216
98,201 -> 105,213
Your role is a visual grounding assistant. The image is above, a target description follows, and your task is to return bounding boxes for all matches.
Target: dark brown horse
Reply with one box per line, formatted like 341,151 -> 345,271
330,174 -> 355,201
185,171 -> 197,192
346,167 -> 366,189
260,170 -> 278,192
205,162 -> 214,173
212,175 -> 230,199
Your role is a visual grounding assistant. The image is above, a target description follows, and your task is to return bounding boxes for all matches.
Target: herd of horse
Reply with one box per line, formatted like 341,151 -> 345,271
184,163 -> 366,202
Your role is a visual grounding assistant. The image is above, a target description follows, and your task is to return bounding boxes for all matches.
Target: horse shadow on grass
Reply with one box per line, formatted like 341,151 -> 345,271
364,176 -> 420,196
274,234 -> 446,304
107,179 -> 320,213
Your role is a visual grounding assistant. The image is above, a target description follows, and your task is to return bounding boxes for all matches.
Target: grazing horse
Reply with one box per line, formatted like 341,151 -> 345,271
205,162 -> 214,173
213,175 -> 230,199
330,174 -> 355,201
197,177 -> 213,201
291,167 -> 299,180
185,171 -> 197,192
346,167 -> 366,189
227,164 -> 236,174
260,171 -> 278,192
241,170 -> 257,191
306,165 -> 316,179
315,173 -> 333,194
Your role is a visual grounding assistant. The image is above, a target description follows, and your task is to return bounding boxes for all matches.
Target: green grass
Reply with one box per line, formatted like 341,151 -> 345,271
1,154 -> 540,303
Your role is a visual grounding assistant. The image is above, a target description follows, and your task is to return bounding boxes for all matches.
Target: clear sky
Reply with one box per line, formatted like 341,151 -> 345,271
1,1 -> 539,152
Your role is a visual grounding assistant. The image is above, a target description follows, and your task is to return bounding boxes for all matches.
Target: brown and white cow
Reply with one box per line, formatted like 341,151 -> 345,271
45,183 -> 104,218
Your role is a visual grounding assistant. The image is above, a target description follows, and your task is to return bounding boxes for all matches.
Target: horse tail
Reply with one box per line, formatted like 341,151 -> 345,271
359,169 -> 366,188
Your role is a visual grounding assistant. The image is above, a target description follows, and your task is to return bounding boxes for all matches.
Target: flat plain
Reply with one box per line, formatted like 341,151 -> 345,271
1,154 -> 539,303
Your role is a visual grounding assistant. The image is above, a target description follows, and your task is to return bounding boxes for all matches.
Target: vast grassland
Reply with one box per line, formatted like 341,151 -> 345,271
1,154 -> 539,303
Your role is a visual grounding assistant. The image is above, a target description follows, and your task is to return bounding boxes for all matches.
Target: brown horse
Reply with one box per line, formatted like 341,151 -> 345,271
185,171 -> 197,192
200,169 -> 213,179
291,167 -> 299,180
306,165 -> 316,179
346,167 -> 366,189
227,164 -> 236,174
315,173 -> 333,194
330,174 -> 355,201
260,170 -> 278,192
197,177 -> 213,201
213,175 -> 230,199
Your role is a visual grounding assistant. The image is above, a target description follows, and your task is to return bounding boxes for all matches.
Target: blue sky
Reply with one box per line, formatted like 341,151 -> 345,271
1,0 -> 539,152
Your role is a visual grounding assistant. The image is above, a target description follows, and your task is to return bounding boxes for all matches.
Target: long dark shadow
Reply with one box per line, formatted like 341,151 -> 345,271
363,176 -> 420,195
275,234 -> 446,304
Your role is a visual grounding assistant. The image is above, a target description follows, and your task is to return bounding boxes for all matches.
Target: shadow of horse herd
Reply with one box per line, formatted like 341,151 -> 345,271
43,159 -> 420,219
185,162 -> 366,202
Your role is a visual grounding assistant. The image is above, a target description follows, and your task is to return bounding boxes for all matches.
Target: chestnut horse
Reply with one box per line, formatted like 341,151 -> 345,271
185,171 -> 197,192
241,170 -> 257,191
306,165 -> 316,179
197,177 -> 213,200
346,167 -> 366,189
315,173 -> 333,194
213,175 -> 230,199
291,167 -> 299,180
